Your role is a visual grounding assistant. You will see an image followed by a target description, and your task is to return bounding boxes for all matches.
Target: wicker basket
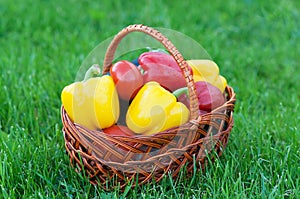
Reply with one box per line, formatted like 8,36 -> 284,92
61,24 -> 236,190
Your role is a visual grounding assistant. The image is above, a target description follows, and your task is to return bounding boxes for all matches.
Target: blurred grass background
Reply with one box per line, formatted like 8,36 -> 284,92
0,0 -> 299,198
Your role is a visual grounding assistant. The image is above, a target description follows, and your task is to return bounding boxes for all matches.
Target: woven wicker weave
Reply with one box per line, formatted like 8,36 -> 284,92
61,24 -> 236,190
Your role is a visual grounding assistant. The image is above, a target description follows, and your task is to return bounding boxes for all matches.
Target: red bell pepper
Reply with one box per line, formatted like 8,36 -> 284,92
174,81 -> 226,114
102,124 -> 135,137
138,52 -> 192,92
110,60 -> 143,100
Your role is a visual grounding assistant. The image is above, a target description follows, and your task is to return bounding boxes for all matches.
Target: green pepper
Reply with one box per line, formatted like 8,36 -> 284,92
126,81 -> 190,135
61,65 -> 119,130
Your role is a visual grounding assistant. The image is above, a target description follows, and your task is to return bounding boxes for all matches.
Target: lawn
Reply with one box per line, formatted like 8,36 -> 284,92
0,0 -> 299,198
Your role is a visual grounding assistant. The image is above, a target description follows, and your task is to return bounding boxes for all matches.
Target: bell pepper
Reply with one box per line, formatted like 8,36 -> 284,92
187,60 -> 227,92
61,64 -> 119,130
174,81 -> 226,114
138,51 -> 193,92
141,62 -> 187,92
103,125 -> 135,137
110,60 -> 143,100
126,81 -> 190,135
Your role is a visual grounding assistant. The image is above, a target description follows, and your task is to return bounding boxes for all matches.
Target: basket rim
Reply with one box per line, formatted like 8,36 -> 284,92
61,85 -> 235,138
61,85 -> 235,150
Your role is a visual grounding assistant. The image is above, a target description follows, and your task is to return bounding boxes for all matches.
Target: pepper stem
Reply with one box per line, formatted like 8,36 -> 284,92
83,64 -> 101,81
146,47 -> 169,54
172,87 -> 189,98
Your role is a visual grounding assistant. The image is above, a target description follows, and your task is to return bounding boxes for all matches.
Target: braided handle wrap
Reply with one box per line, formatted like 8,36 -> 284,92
103,24 -> 199,120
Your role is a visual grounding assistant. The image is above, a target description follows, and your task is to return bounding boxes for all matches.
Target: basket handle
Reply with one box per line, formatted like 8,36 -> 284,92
103,24 -> 199,120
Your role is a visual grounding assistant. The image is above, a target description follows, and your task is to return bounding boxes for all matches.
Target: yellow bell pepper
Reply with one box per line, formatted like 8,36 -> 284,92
187,60 -> 227,92
126,81 -> 190,135
61,65 -> 119,130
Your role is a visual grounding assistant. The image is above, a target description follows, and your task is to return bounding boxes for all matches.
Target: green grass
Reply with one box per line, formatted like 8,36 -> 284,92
0,0 -> 299,198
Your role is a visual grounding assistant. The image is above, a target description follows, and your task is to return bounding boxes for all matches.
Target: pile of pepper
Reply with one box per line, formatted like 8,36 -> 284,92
61,51 -> 227,136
